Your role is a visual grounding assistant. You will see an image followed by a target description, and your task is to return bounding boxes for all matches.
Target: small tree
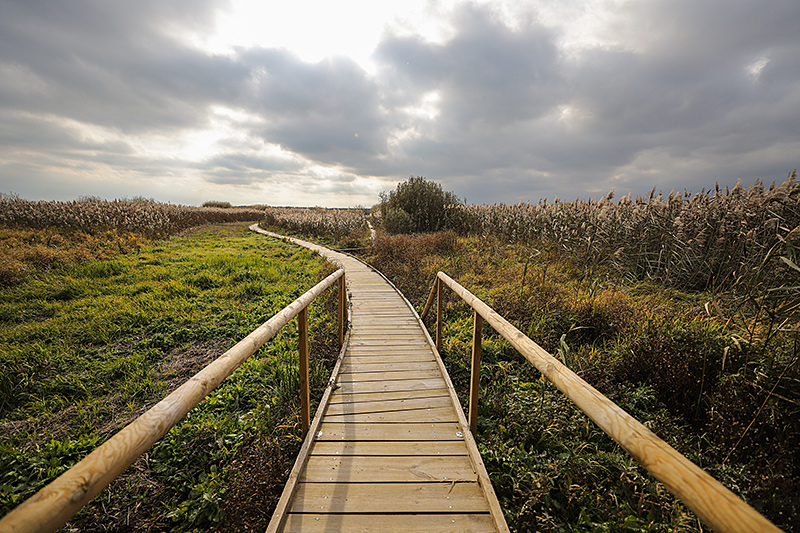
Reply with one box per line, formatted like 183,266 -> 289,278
379,176 -> 464,234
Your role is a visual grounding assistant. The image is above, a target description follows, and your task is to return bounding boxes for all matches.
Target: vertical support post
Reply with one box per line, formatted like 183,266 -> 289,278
469,310 -> 483,436
436,277 -> 443,352
337,273 -> 346,347
298,306 -> 310,437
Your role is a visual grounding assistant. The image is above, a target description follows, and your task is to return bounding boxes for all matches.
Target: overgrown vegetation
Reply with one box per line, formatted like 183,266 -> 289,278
261,174 -> 799,531
361,230 -> 798,531
0,194 -> 264,239
261,206 -> 369,249
0,224 -> 340,531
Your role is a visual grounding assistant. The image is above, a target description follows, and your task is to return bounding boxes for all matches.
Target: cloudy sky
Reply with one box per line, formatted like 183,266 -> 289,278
1,0 -> 798,207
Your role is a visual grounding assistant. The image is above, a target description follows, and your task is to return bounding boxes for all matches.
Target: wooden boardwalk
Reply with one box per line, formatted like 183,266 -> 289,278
251,227 -> 507,532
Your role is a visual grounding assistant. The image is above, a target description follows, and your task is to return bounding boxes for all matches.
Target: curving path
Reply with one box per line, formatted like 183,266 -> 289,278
250,225 -> 507,532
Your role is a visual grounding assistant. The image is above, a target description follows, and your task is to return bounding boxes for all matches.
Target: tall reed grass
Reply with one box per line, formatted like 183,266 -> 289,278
262,207 -> 368,243
0,195 -> 264,238
460,172 -> 799,292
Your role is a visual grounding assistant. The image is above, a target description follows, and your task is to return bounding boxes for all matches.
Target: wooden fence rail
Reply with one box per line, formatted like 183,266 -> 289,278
421,271 -> 780,533
0,269 -> 347,533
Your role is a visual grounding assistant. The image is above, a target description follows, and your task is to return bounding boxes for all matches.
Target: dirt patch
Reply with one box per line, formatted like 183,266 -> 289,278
211,436 -> 301,532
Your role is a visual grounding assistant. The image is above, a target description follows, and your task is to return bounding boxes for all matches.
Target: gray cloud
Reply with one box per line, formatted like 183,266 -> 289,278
0,0 -> 798,206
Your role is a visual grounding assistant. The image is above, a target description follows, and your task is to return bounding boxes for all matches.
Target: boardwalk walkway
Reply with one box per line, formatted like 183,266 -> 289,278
250,226 -> 507,532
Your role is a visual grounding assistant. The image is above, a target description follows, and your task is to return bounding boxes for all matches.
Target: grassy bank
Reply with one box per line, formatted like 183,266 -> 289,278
0,224 -> 340,531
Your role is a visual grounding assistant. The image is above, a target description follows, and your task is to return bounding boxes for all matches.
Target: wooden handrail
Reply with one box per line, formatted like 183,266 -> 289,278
423,271 -> 780,533
0,269 -> 346,533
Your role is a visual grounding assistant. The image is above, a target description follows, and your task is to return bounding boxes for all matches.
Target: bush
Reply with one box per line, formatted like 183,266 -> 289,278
202,201 -> 233,208
378,176 -> 464,234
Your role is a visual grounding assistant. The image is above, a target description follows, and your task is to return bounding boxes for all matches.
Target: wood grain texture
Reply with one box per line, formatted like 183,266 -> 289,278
299,455 -> 478,483
290,482 -> 490,513
281,513 -> 494,532
435,271 -> 780,533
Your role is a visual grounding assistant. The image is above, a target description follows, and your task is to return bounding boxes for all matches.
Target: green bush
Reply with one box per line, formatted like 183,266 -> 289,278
378,175 -> 465,234
202,201 -> 233,208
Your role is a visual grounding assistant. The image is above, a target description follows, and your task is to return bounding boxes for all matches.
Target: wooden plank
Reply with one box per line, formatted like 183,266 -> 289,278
326,395 -> 453,415
309,440 -> 468,457
328,389 -> 451,404
335,378 -> 447,394
345,355 -> 435,365
346,345 -> 433,352
282,513 -> 494,532
323,406 -> 457,423
337,370 -> 443,382
339,361 -> 440,373
325,395 -> 453,415
345,348 -> 434,355
290,482 -> 490,513
299,455 -> 477,483
315,422 -> 464,441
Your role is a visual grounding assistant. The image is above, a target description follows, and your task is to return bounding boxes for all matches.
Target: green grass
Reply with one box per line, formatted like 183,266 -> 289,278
0,223 -> 340,531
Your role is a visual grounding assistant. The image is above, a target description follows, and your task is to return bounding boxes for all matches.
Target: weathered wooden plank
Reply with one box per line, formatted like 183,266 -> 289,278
344,355 -> 436,365
339,361 -> 440,373
281,513 -> 495,532
335,378 -> 447,394
345,347 -> 434,355
325,395 -> 453,415
299,455 -> 477,483
337,370 -> 443,382
323,406 -> 457,423
315,421 -> 464,441
290,482 -> 490,513
328,389 -> 451,404
309,440 -> 468,457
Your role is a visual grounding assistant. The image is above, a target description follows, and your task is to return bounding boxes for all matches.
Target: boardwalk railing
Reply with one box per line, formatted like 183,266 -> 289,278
0,269 -> 347,533
421,271 -> 780,533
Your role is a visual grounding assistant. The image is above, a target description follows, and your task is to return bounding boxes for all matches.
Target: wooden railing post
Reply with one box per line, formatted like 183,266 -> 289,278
436,277 -> 443,352
298,306 -> 310,437
469,310 -> 483,436
421,276 -> 438,319
338,273 -> 346,347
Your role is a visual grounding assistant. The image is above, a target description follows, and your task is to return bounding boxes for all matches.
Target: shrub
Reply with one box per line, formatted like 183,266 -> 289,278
378,176 -> 465,234
202,201 -> 233,208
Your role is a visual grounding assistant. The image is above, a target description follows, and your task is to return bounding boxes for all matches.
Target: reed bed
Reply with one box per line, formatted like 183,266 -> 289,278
0,195 -> 265,238
262,207 -> 368,242
461,172 -> 800,292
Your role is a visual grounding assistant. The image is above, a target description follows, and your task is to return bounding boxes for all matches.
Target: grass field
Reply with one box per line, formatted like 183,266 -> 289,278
2,188 -> 798,531
0,223 -> 340,531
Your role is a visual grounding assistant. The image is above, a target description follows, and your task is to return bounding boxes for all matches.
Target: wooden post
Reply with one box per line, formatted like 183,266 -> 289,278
469,310 -> 483,436
298,306 -> 310,436
421,276 -> 438,319
337,273 -> 346,347
436,277 -> 443,352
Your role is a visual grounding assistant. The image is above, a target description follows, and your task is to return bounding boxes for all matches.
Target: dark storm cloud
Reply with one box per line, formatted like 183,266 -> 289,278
0,0 -> 798,205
